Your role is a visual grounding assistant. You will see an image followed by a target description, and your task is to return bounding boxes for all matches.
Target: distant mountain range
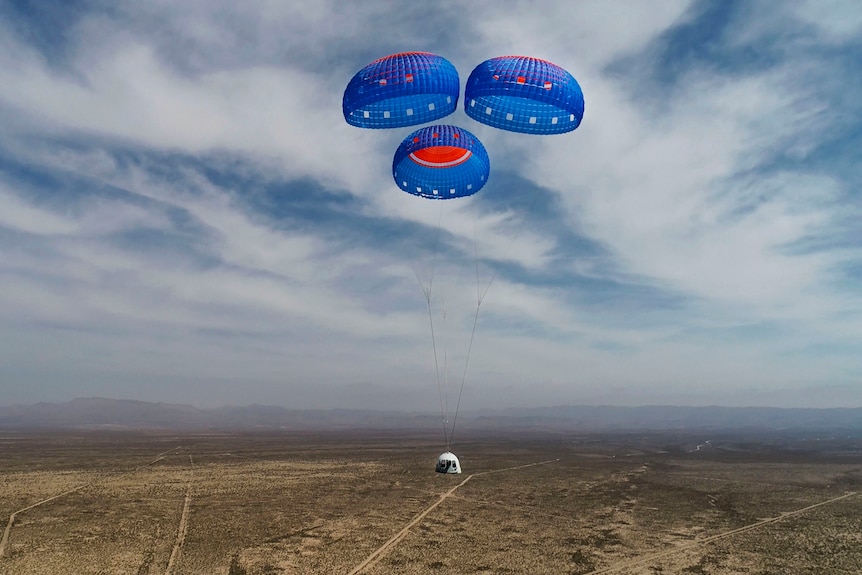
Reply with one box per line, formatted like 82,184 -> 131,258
1,398 -> 861,432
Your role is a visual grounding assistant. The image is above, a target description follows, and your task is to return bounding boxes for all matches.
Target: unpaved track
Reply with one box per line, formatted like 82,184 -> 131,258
582,490 -> 860,575
0,483 -> 92,558
0,446 -> 182,559
473,458 -> 559,476
346,458 -> 560,575
164,454 -> 195,575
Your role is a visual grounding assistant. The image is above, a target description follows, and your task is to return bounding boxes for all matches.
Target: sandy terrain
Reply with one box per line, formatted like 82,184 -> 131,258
0,430 -> 860,574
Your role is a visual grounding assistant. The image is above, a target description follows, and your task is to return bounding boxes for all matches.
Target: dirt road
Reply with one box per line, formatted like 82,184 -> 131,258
582,490 -> 860,575
0,446 -> 181,560
345,459 -> 560,575
164,454 -> 195,575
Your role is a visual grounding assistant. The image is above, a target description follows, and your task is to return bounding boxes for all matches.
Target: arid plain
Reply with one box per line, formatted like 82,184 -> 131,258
1,430 -> 861,575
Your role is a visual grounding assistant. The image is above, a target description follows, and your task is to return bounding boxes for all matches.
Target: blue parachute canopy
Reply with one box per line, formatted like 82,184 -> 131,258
343,52 -> 459,129
464,56 -> 584,135
393,125 -> 490,200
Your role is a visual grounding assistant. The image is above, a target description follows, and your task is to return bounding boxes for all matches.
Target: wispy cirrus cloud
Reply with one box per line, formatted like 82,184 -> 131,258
0,1 -> 859,409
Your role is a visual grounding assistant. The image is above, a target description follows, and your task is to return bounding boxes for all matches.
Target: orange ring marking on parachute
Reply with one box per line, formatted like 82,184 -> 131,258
410,146 -> 472,168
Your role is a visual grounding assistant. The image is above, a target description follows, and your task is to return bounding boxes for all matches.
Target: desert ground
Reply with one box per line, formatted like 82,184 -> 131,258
1,429 -> 861,574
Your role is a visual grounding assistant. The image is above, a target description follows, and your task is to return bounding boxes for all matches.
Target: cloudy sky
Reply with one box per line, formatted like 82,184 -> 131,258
1,0 -> 860,411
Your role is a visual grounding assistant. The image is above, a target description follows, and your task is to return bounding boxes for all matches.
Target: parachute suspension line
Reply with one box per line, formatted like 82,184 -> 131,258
448,214 -> 488,444
413,204 -> 451,450
447,198 -> 540,444
420,286 -> 448,449
448,293 -> 483,446
441,302 -> 451,451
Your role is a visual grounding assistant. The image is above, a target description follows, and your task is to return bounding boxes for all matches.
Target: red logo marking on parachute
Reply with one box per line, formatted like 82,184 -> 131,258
409,146 -> 472,168
517,76 -> 526,84
544,81 -> 552,89
405,74 -> 414,82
